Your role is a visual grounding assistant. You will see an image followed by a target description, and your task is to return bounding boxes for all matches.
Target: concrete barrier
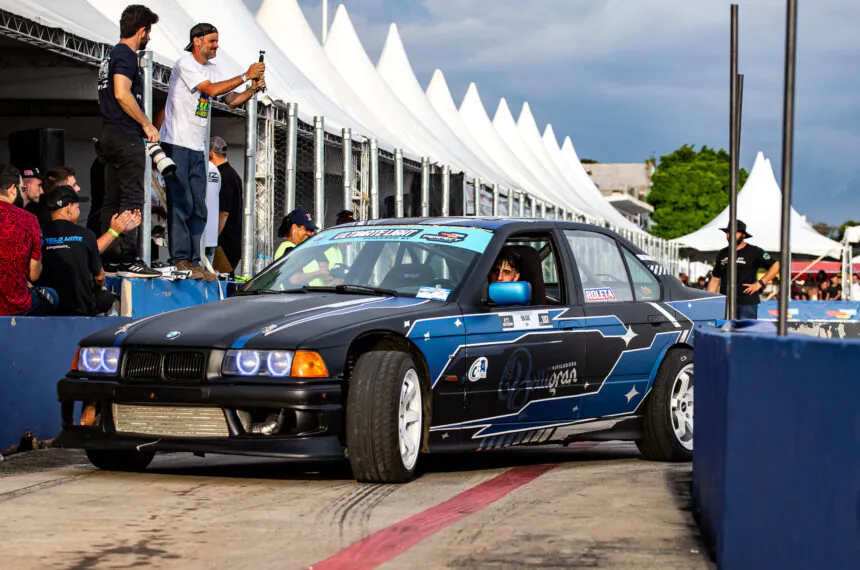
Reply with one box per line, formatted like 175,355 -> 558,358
694,325 -> 860,569
0,316 -> 129,449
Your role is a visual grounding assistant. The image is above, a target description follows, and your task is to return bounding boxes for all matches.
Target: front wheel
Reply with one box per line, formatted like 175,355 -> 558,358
637,348 -> 693,462
347,350 -> 425,483
85,448 -> 155,472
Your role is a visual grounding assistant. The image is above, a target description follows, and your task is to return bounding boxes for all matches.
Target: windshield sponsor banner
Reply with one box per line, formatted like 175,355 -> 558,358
417,286 -> 451,302
314,226 -> 492,253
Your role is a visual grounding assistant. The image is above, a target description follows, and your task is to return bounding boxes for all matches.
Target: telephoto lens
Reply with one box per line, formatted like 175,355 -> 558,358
146,142 -> 176,177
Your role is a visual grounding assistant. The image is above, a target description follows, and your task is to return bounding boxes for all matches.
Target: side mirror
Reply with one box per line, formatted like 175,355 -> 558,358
488,281 -> 532,306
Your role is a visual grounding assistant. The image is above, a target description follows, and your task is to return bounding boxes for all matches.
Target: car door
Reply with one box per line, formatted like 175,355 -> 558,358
458,231 -> 587,449
562,230 -> 680,419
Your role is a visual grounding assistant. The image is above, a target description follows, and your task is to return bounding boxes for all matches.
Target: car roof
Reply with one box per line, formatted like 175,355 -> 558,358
335,217 -> 607,233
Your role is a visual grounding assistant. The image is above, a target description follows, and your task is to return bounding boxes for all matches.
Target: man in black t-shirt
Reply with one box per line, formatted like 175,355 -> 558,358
39,186 -> 117,316
708,220 -> 781,319
95,5 -> 160,278
208,137 -> 243,272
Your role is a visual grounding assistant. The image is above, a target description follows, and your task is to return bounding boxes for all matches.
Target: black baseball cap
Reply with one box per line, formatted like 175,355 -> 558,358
21,167 -> 42,180
44,185 -> 89,211
278,208 -> 318,236
184,23 -> 218,52
719,219 -> 752,238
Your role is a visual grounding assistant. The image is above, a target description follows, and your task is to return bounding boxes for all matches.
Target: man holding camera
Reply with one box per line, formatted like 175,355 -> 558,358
96,4 -> 161,278
158,23 -> 265,279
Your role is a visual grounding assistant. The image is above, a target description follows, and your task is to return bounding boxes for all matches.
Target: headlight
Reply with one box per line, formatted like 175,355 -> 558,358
223,350 -> 296,377
77,347 -> 121,374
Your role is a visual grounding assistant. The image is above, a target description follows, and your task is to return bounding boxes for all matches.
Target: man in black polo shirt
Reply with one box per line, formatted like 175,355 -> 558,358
708,220 -> 781,320
39,186 -> 118,316
208,136 -> 243,272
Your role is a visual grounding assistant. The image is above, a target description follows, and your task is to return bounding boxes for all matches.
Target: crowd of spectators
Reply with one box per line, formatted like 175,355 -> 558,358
679,268 -> 859,302
0,5 -> 267,316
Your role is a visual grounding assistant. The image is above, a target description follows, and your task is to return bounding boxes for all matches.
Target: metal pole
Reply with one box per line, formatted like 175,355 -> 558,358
518,192 -> 525,217
727,4 -> 740,320
202,98 -> 212,264
461,176 -> 468,216
737,74 -> 744,158
139,50 -> 153,265
492,183 -> 499,216
394,149 -> 404,218
313,116 -> 325,229
474,178 -> 482,216
421,157 -> 430,217
370,139 -> 379,219
285,103 -> 298,212
777,0 -> 797,336
441,165 -> 450,216
540,201 -> 546,219
342,128 -> 352,212
240,94 -> 258,278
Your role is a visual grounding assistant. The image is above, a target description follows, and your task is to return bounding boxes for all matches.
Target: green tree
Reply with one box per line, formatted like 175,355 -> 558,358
646,145 -> 749,239
833,220 -> 860,241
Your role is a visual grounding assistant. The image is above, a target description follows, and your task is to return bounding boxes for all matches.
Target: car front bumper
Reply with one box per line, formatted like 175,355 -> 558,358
54,377 -> 346,461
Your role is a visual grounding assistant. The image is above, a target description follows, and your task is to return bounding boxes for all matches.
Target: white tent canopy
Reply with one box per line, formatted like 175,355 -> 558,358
458,83 -> 554,205
674,151 -> 842,258
377,24 -> 511,184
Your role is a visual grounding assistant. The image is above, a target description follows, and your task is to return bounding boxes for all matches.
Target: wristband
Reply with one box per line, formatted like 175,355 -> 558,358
108,228 -> 121,238
758,279 -> 765,287
241,73 -> 248,83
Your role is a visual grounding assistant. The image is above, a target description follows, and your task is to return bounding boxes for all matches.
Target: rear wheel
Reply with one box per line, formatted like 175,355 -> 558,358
85,449 -> 155,472
637,348 -> 693,462
347,350 -> 425,483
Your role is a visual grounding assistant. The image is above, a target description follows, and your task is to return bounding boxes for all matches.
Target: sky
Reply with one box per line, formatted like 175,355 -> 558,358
242,0 -> 860,226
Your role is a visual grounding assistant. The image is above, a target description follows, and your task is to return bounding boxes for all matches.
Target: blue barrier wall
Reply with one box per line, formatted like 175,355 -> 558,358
105,277 -> 240,318
694,326 -> 860,569
758,300 -> 860,321
0,316 -> 129,449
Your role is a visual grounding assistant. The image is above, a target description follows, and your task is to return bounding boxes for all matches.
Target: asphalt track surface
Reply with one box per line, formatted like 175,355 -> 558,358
0,443 -> 712,569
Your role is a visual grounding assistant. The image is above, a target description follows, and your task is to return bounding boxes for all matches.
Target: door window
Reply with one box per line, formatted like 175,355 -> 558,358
564,230 -> 633,303
501,235 -> 564,305
621,248 -> 661,301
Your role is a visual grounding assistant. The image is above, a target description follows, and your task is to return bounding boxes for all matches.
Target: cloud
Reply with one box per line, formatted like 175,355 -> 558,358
249,0 -> 860,224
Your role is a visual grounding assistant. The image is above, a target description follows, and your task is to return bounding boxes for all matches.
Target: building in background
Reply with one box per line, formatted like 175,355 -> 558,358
584,162 -> 654,229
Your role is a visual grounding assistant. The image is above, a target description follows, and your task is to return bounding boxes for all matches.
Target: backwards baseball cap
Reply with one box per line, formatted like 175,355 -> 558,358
44,185 -> 89,211
719,219 -> 752,238
21,167 -> 42,180
278,208 -> 318,236
209,136 -> 228,154
184,23 -> 218,52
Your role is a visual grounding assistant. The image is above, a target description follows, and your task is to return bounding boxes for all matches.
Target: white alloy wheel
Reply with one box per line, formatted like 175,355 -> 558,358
398,368 -> 422,470
670,363 -> 694,451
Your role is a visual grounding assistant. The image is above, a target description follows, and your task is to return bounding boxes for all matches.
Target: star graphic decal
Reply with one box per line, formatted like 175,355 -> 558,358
404,321 -> 411,328
424,331 -> 431,340
454,319 -> 462,328
572,405 -> 579,413
625,386 -> 640,403
688,303 -> 693,309
619,326 -> 638,347
583,382 -> 589,390
441,433 -> 450,440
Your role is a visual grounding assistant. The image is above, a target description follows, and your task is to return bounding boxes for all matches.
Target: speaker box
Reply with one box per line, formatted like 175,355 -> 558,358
9,128 -> 65,174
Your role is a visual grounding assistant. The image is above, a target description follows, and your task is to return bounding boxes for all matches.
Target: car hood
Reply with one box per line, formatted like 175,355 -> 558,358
87,293 -> 436,350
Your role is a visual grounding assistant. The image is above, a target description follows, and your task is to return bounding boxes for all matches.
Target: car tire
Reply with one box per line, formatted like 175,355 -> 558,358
637,348 -> 694,462
85,449 -> 155,472
347,350 -> 425,483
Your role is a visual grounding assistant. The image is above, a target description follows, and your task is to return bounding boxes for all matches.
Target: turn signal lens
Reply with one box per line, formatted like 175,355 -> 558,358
290,351 -> 329,378
71,348 -> 81,372
80,402 -> 97,426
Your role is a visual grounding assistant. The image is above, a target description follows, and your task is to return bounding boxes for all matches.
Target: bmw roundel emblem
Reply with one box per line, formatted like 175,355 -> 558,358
165,331 -> 182,340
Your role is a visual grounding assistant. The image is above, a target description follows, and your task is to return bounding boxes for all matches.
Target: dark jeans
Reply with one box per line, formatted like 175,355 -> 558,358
162,143 -> 206,265
737,303 -> 759,320
94,288 -> 118,315
23,287 -> 59,316
98,128 -> 145,264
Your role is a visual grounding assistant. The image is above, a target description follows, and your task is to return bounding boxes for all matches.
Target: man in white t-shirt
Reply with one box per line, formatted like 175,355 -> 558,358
158,22 -> 265,279
204,157 -> 222,264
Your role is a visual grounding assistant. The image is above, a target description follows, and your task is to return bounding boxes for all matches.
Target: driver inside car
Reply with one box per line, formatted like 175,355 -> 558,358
489,247 -> 521,283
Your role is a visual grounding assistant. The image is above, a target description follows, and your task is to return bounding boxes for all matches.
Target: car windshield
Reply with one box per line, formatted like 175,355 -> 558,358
244,225 -> 493,300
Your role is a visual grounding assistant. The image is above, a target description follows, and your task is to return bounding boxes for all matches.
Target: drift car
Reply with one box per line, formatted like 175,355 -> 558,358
55,218 -> 723,483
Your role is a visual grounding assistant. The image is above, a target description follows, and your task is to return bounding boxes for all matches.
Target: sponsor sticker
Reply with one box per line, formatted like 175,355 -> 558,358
498,311 -> 554,331
825,309 -> 857,319
584,287 -> 617,303
468,357 -> 488,382
416,286 -> 450,302
420,231 -> 468,244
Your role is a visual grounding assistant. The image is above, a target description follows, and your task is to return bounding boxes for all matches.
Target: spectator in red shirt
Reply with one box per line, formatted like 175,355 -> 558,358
0,164 -> 58,316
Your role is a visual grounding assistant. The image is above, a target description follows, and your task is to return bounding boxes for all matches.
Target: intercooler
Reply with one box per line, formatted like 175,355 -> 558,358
112,404 -> 230,438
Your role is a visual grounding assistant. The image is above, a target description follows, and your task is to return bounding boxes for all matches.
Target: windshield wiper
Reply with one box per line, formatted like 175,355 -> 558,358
305,284 -> 399,297
242,288 -> 308,295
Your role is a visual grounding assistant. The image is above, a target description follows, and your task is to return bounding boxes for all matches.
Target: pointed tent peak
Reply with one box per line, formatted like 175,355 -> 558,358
426,69 -> 455,106
427,69 -> 449,91
543,124 -> 559,146
379,22 -> 406,60
493,97 -> 515,125
518,101 -> 536,125
460,82 -> 493,122
326,3 -> 359,47
461,82 -> 483,108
